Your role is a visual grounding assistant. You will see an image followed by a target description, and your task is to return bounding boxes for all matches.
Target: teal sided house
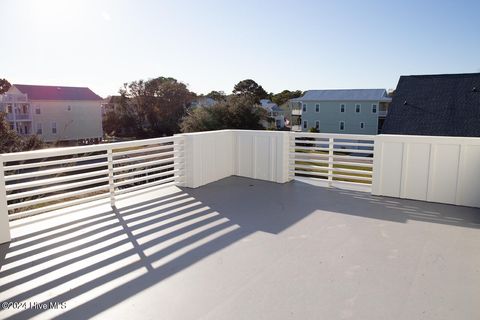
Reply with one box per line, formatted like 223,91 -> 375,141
289,89 -> 391,134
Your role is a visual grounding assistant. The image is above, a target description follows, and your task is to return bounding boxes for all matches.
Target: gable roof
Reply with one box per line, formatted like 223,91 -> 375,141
381,73 -> 480,137
13,84 -> 103,101
291,89 -> 390,102
259,99 -> 283,112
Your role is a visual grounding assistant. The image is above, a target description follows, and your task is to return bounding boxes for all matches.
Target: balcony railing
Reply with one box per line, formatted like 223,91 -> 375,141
5,113 -> 32,121
1,130 -> 479,245
291,125 -> 302,131
0,94 -> 28,103
0,136 -> 184,228
291,107 -> 302,116
291,132 -> 374,189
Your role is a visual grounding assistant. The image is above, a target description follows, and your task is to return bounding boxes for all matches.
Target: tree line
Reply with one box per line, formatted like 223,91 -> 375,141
103,77 -> 303,138
0,76 -> 303,152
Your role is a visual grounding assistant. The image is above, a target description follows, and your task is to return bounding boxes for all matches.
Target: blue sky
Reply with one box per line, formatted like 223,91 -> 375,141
1,0 -> 479,97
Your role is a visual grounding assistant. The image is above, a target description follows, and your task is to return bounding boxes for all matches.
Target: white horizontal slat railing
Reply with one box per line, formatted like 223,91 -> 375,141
289,132 -> 375,191
0,136 -> 185,224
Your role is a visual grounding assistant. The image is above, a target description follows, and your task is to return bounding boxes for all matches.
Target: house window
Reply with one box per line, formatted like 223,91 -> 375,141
303,120 -> 308,129
67,105 -> 71,111
7,105 -> 12,113
355,104 -> 361,113
340,104 -> 345,113
35,107 -> 41,114
360,122 -> 365,129
339,121 -> 345,131
52,122 -> 57,134
315,104 -> 319,112
302,104 -> 307,112
36,123 -> 42,135
315,120 -> 320,130
372,104 -> 377,113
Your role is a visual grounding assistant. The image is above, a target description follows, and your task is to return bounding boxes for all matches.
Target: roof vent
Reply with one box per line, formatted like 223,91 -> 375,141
404,100 -> 408,105
473,87 -> 478,92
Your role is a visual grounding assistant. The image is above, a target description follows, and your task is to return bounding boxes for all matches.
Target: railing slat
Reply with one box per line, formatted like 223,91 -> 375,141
292,132 -> 374,188
6,176 -> 110,201
115,169 -> 179,187
3,153 -> 108,171
4,161 -> 109,181
5,169 -> 109,192
7,185 -> 109,210
113,163 -> 176,180
113,156 -> 179,173
112,150 -> 178,165
112,143 -> 178,157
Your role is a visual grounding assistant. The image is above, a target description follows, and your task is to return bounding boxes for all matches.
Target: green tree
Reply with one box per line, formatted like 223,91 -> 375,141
116,77 -> 195,137
232,79 -> 268,102
0,78 -> 11,94
206,90 -> 226,101
0,113 -> 43,153
271,90 -> 303,106
180,95 -> 267,133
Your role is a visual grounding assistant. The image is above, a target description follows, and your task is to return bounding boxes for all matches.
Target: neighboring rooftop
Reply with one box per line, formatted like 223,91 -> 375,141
12,84 -> 103,101
260,99 -> 283,112
191,97 -> 217,108
291,89 -> 391,102
382,73 -> 480,136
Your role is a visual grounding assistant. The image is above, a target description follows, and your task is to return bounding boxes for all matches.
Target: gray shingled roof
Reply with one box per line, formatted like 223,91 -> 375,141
13,84 -> 102,101
382,73 -> 480,137
291,89 -> 390,102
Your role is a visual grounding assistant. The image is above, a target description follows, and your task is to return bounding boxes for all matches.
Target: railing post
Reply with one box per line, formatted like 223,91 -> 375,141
0,156 -> 11,244
173,135 -> 186,187
328,137 -> 334,187
107,148 -> 115,207
288,132 -> 296,181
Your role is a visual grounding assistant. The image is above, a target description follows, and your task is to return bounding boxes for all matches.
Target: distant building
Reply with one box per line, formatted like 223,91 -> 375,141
382,73 -> 480,136
289,89 -> 391,134
191,97 -> 217,108
0,84 -> 103,143
259,99 -> 285,129
101,95 -> 122,117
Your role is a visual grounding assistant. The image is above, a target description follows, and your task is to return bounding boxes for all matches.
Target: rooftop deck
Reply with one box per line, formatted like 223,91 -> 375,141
1,177 -> 479,320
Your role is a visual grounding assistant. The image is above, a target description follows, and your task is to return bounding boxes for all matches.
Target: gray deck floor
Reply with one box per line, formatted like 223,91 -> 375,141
0,176 -> 479,320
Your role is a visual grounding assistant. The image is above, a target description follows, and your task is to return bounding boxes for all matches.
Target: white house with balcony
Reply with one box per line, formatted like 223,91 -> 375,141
1,84 -> 104,143
0,92 -> 33,135
260,99 -> 285,128
289,89 -> 391,133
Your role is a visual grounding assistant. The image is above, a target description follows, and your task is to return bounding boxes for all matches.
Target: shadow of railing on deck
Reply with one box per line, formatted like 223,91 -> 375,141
0,176 -> 479,319
1,178 -> 318,319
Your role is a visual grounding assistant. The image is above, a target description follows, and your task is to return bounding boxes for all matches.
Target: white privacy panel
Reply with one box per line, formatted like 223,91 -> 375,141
234,130 -> 290,183
373,135 -> 480,208
182,130 -> 235,188
373,142 -> 403,197
182,130 -> 291,188
427,144 -> 460,204
457,145 -> 480,207
402,143 -> 430,201
236,134 -> 254,178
